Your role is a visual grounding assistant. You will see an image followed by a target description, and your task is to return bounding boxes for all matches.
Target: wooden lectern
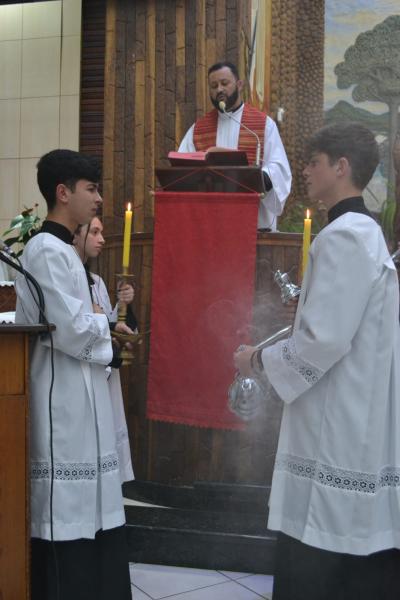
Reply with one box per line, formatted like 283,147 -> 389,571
0,324 -> 49,600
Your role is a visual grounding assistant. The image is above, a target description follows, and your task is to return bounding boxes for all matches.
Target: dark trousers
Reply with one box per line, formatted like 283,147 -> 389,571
273,532 -> 400,600
31,525 -> 132,600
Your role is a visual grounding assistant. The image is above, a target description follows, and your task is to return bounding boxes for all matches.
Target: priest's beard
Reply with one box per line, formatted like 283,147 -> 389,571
211,86 -> 240,112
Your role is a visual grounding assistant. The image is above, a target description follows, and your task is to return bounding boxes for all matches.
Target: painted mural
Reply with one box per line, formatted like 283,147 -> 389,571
324,1 -> 400,231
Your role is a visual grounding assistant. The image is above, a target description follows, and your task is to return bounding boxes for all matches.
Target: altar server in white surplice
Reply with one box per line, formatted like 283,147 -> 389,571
234,123 -> 400,600
15,150 -> 132,600
178,61 -> 291,231
73,216 -> 136,484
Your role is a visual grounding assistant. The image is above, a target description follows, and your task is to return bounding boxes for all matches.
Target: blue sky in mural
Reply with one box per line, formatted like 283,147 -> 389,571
324,1 -> 399,209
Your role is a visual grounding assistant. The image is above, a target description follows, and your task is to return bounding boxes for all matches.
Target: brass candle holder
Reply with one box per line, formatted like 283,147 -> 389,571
113,269 -> 141,366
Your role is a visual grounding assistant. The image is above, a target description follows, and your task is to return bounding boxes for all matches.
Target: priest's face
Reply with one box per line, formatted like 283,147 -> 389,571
66,179 -> 102,226
74,217 -> 105,262
208,67 -> 243,112
303,153 -> 340,206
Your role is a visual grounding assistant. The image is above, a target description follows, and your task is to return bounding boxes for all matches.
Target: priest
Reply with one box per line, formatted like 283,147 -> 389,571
234,122 -> 400,599
15,150 -> 132,599
178,61 -> 292,230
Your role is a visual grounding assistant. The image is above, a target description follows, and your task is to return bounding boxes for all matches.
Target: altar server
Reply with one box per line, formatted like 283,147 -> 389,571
15,150 -> 132,600
74,216 -> 136,484
178,61 -> 291,230
234,122 -> 400,599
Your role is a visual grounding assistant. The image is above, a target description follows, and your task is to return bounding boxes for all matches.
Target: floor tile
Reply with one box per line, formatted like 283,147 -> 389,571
131,584 -> 153,599
237,574 -> 274,597
124,496 -> 168,508
159,580 -> 264,599
218,570 -> 254,580
130,563 -> 229,599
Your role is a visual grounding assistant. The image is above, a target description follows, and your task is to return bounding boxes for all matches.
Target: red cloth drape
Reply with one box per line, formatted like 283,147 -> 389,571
146,191 -> 259,429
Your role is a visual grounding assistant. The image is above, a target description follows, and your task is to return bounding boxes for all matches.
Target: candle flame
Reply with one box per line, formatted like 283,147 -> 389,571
127,202 -> 132,211
306,209 -> 310,219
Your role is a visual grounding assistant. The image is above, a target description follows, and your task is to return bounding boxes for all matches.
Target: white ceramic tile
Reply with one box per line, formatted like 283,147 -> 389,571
20,97 -> 60,158
218,570 -> 254,581
130,585 -> 152,599
21,37 -> 61,98
0,4 -> 22,41
0,159 -> 19,219
0,40 -> 22,100
22,1 -> 61,39
158,580 -> 263,599
60,35 -> 81,95
236,574 -> 274,597
130,564 -> 229,599
0,99 -> 20,159
59,95 -> 79,150
19,158 -> 44,215
62,0 -> 82,36
123,496 -> 169,508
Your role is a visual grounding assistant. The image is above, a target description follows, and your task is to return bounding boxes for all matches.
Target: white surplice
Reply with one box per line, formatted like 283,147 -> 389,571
90,273 -> 134,484
262,211 -> 400,555
15,232 -> 126,541
178,104 -> 292,230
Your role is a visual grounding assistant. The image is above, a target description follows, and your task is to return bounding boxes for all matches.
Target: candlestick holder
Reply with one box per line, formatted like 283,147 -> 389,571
114,269 -> 138,366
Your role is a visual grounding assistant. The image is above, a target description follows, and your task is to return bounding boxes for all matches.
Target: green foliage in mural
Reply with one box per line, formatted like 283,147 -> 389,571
334,15 -> 400,197
278,201 -> 325,234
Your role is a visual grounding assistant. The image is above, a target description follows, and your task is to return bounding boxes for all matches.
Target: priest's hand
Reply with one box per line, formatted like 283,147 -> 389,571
233,345 -> 257,378
93,302 -> 104,314
117,283 -> 134,304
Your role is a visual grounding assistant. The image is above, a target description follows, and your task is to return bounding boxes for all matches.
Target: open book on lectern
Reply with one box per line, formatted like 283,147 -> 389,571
168,150 -> 249,167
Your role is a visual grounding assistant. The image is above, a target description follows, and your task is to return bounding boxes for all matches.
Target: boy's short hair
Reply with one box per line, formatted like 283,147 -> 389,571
37,149 -> 101,211
208,61 -> 240,80
305,122 -> 379,190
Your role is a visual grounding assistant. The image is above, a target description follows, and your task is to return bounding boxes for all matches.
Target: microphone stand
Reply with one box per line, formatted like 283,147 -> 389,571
219,100 -> 261,166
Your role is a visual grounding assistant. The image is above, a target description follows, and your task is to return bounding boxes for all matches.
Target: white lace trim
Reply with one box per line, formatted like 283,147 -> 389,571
281,337 -> 323,385
31,452 -> 119,481
275,453 -> 400,494
76,319 -> 102,362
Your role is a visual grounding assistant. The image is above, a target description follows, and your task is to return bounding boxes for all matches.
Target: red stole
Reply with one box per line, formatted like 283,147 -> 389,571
193,103 -> 266,164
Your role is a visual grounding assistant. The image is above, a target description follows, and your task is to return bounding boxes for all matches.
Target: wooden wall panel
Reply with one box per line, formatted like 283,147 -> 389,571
80,0 -> 106,159
102,0 -> 251,233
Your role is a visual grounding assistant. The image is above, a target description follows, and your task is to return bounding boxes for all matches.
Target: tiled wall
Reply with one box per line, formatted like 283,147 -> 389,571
0,0 -> 82,236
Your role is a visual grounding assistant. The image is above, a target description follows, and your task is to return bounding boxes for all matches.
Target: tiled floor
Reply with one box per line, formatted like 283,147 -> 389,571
129,563 -> 273,599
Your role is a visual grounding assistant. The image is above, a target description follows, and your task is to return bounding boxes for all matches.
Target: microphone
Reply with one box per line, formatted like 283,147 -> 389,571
0,239 -> 17,258
218,100 -> 261,167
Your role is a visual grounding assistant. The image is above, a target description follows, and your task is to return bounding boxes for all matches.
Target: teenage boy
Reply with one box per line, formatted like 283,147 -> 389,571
234,123 -> 400,599
15,149 -> 132,600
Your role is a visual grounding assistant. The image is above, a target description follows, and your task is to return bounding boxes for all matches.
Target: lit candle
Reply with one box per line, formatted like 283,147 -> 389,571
122,202 -> 133,269
302,209 -> 312,277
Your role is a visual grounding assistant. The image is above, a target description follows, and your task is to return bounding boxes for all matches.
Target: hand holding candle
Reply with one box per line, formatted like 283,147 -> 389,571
302,209 -> 312,278
122,202 -> 133,270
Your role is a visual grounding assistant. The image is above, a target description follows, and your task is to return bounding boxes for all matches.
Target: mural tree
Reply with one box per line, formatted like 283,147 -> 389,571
334,15 -> 400,205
